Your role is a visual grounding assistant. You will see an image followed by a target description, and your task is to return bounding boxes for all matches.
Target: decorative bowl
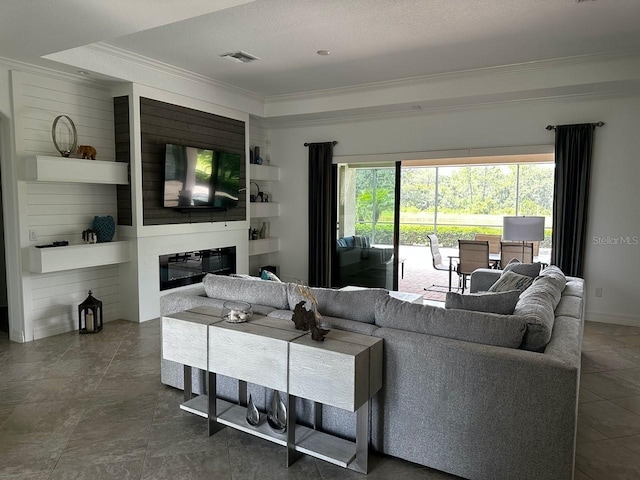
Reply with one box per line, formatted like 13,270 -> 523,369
223,301 -> 252,323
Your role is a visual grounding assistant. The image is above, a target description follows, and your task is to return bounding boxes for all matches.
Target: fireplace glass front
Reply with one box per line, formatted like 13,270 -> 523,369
159,247 -> 236,291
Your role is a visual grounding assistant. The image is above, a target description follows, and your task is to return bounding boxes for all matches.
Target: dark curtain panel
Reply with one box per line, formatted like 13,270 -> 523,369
551,124 -> 595,277
307,142 -> 337,287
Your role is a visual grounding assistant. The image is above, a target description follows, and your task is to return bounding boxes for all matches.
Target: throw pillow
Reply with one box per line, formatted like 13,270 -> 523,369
261,270 -> 282,282
488,271 -> 534,293
229,273 -> 260,281
445,290 -> 521,315
503,260 -> 543,278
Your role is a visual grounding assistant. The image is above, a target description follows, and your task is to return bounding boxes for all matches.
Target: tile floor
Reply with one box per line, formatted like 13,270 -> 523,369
0,319 -> 639,479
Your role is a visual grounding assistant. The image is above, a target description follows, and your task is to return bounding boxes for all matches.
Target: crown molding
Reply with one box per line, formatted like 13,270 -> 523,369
262,85 -> 640,129
86,43 -> 265,104
265,49 -> 640,105
0,55 -> 109,89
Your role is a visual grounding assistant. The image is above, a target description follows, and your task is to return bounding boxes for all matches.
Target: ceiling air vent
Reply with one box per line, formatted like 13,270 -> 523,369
219,51 -> 260,64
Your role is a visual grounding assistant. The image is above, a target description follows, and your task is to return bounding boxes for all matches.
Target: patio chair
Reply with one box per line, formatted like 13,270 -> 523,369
424,234 -> 456,292
474,234 -> 501,255
457,240 -> 490,293
500,241 -> 534,265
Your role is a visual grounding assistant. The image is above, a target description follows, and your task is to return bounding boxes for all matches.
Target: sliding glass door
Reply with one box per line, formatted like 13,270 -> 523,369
335,163 -> 399,290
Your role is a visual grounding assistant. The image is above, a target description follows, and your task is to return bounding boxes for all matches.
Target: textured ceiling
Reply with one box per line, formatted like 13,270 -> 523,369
2,0 -> 640,97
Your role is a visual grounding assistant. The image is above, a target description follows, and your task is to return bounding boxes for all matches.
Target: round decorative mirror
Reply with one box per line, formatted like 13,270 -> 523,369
51,115 -> 78,157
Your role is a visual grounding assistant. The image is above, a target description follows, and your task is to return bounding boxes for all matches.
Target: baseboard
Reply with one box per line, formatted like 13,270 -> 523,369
585,310 -> 640,328
33,317 -> 127,340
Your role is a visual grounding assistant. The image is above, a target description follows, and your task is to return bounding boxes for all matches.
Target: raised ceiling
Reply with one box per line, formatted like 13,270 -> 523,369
2,0 -> 640,97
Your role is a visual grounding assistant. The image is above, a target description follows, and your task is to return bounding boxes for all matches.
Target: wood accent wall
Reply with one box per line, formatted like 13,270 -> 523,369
140,97 -> 246,226
114,96 -> 246,226
114,96 -> 132,226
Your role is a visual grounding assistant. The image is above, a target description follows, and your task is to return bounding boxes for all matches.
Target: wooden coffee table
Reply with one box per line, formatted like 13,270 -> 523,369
162,306 -> 383,474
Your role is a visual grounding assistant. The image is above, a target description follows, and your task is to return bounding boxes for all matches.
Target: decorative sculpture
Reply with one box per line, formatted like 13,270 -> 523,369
290,284 -> 329,341
245,394 -> 260,427
267,390 -> 287,433
77,145 -> 97,159
292,302 -> 329,341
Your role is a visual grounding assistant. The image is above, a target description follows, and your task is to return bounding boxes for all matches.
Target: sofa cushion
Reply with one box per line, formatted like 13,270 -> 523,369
445,290 -> 521,315
375,296 -> 527,348
538,265 -> 567,293
488,271 -> 534,293
513,268 -> 566,351
503,260 -> 543,278
203,274 -> 289,310
287,285 -> 387,324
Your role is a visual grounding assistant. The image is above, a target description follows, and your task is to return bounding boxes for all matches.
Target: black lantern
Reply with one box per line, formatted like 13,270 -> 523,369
78,290 -> 103,334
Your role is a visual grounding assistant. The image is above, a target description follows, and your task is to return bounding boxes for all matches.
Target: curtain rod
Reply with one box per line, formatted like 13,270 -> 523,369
304,141 -> 338,146
545,121 -> 604,131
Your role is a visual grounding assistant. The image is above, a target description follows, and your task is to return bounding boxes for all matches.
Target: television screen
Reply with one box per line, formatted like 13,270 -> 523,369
212,151 -> 241,208
163,144 -> 240,209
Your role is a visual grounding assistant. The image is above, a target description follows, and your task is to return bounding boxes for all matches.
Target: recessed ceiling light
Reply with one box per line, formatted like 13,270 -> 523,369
219,51 -> 261,63
78,71 -> 90,76
317,50 -> 331,56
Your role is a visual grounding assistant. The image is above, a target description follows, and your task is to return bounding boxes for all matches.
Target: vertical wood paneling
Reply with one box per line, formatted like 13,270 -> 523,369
114,96 -> 132,226
16,72 -> 121,338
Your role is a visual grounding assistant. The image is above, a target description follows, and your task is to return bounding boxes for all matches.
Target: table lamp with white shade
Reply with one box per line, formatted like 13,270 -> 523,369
502,216 -> 545,262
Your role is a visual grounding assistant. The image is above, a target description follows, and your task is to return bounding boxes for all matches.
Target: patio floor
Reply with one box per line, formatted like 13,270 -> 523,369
397,244 -> 458,302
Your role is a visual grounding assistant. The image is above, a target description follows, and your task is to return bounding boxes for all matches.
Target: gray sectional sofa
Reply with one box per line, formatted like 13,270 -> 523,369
160,268 -> 584,480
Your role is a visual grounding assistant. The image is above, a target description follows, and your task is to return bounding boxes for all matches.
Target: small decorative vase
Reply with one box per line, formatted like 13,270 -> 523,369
267,390 -> 287,433
92,216 -> 115,243
245,394 -> 260,427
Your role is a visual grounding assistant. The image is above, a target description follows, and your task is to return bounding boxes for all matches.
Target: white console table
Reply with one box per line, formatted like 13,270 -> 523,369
162,307 -> 383,473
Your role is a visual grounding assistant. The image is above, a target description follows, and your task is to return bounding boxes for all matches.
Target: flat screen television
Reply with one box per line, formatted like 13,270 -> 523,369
163,144 -> 241,209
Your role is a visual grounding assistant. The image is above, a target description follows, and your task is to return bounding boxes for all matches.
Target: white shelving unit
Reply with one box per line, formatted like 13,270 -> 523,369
250,164 -> 280,182
23,155 -> 129,184
249,237 -> 280,256
249,163 -> 280,258
29,241 -> 130,273
24,155 -> 131,273
249,202 -> 280,218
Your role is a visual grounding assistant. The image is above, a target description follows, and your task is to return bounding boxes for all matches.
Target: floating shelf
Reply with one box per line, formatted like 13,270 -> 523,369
250,202 -> 279,218
24,155 -> 129,185
249,237 -> 280,256
29,241 -> 130,273
250,164 -> 280,182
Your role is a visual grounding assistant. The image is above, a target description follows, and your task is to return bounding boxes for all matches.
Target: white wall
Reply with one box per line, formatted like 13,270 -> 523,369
268,94 -> 640,326
12,70 -> 122,339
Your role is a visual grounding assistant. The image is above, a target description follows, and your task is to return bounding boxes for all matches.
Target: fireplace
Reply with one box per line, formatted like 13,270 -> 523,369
159,246 -> 236,291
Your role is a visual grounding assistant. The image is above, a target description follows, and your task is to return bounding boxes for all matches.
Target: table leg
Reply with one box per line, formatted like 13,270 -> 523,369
287,394 -> 302,467
183,365 -> 193,402
238,380 -> 248,407
448,260 -> 453,292
313,401 -> 322,430
207,371 -> 225,436
349,400 -> 370,474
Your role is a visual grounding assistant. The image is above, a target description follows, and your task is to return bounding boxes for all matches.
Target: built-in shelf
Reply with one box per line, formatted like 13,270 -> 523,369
249,237 -> 280,256
29,241 -> 130,273
250,202 -> 279,218
250,164 -> 280,182
24,155 -> 129,185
